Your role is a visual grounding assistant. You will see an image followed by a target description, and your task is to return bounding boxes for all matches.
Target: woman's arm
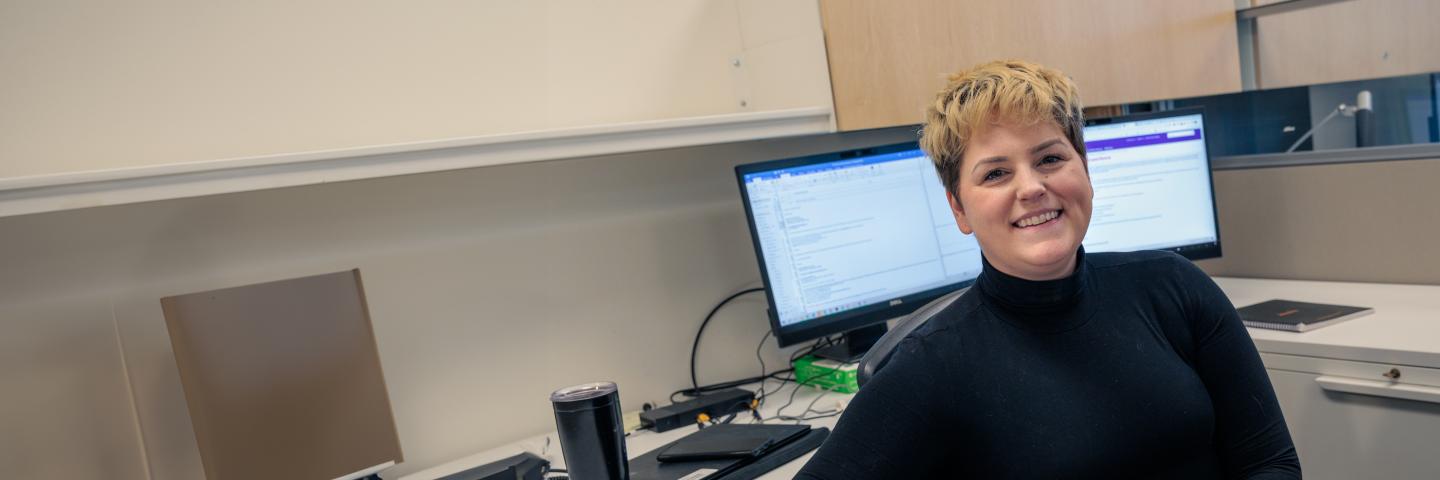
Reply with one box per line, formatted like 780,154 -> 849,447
1178,259 -> 1302,479
795,336 -> 954,479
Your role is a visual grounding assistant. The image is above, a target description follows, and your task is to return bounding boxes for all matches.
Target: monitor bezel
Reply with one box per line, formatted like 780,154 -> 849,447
1083,107 -> 1223,261
735,141 -> 976,348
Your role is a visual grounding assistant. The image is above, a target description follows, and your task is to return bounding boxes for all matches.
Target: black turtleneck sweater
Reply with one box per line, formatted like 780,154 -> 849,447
795,249 -> 1300,479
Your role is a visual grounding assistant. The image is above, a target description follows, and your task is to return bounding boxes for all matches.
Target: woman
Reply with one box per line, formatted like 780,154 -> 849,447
795,61 -> 1300,478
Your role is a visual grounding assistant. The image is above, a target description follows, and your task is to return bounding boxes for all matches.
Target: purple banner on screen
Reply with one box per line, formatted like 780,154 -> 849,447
1084,129 -> 1202,152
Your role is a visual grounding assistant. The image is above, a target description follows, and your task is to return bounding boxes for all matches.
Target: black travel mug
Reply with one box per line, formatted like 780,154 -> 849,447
550,382 -> 629,479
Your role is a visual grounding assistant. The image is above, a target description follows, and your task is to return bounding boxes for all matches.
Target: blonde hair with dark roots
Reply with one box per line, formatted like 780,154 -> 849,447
920,60 -> 1086,199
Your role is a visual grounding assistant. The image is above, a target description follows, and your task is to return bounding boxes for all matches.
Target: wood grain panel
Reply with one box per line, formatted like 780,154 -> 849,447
1256,0 -> 1440,88
820,0 -> 1242,130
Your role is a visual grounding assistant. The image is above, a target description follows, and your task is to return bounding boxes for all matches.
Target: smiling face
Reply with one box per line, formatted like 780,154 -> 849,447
947,120 -> 1093,280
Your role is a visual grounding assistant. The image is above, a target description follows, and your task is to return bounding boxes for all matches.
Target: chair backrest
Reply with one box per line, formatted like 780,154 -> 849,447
856,287 -> 969,387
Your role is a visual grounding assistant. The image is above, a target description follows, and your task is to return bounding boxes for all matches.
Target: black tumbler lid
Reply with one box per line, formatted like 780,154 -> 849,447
550,382 -> 618,411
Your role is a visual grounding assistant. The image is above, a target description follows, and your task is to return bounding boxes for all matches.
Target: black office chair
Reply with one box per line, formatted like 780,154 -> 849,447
856,287 -> 970,387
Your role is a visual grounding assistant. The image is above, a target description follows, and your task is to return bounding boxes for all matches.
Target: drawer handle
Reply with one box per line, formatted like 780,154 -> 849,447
1316,376 -> 1440,405
1382,368 -> 1401,380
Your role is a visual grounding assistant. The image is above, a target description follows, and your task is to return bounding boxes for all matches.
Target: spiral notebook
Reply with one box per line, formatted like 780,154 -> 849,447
1237,299 -> 1373,332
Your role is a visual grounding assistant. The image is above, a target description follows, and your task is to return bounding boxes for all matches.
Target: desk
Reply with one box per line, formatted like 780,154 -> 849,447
406,277 -> 1440,479
402,380 -> 849,480
1216,277 -> 1440,367
1215,277 -> 1440,480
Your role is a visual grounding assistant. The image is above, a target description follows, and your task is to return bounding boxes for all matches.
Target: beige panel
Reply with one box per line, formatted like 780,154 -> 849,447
357,207 -> 781,472
540,0 -> 741,126
820,0 -> 1242,131
0,126 -> 919,477
0,0 -> 540,178
1256,0 -> 1440,89
161,270 -> 402,480
0,0 -> 833,179
0,295 -> 147,480
735,0 -> 836,112
1197,157 -> 1440,285
113,288 -> 207,480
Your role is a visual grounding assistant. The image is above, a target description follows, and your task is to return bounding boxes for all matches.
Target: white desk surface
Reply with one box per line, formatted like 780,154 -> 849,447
1215,276 -> 1440,369
401,379 -> 846,480
403,276 -> 1440,479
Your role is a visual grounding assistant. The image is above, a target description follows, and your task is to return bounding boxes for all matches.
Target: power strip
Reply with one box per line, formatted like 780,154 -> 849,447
639,388 -> 756,433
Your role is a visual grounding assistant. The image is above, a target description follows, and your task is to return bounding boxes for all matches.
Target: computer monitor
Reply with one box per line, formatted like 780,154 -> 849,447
735,143 -> 980,359
736,108 -> 1222,361
1082,108 -> 1222,260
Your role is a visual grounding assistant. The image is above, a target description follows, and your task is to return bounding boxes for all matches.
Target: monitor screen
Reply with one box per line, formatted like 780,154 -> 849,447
737,144 -> 980,347
1082,109 -> 1221,259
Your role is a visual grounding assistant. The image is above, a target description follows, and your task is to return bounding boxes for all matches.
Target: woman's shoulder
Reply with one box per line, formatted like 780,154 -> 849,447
904,288 -> 985,343
1085,249 -> 1187,269
1087,249 -> 1206,277
881,296 -> 979,377
1086,249 -> 1213,291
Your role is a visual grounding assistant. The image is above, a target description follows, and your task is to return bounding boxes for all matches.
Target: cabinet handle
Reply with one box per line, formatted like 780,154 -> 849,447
1382,368 -> 1401,379
1316,376 -> 1440,405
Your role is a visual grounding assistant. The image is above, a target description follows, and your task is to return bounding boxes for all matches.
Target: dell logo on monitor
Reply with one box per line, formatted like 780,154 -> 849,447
889,299 -> 902,306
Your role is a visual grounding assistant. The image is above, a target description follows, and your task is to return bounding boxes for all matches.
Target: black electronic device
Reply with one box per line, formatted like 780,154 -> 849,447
657,424 -> 809,462
717,428 -> 829,480
628,425 -> 829,480
640,388 -> 755,433
437,452 -> 548,480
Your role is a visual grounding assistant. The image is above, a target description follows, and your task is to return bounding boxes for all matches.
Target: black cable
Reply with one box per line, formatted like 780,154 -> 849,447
757,337 -> 829,409
787,410 -> 843,422
670,369 -> 795,404
754,330 -> 772,408
686,286 -> 765,396
799,386 -> 836,416
765,344 -> 854,423
690,287 -> 766,393
770,380 -> 844,423
770,375 -> 820,419
672,335 -> 836,403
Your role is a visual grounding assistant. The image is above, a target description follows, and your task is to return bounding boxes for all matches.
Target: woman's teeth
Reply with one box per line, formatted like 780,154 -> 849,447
1016,210 -> 1059,228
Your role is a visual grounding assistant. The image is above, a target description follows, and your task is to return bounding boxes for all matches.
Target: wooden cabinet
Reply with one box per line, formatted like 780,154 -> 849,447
819,0 -> 1243,131
1255,0 -> 1440,88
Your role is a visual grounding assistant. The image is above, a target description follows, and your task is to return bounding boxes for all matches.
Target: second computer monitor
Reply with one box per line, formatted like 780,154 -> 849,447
1082,108 -> 1221,259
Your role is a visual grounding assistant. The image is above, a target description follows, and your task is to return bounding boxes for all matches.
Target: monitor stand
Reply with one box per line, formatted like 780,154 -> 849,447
813,323 -> 888,363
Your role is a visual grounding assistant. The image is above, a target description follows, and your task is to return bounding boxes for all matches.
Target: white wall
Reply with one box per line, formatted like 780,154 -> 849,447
0,0 -> 832,178
0,125 -> 918,478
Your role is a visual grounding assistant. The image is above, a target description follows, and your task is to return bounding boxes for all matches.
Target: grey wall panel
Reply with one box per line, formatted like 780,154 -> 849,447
1198,157 -> 1440,285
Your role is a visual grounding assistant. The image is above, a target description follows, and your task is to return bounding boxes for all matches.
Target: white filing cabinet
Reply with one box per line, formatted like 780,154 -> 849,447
1216,277 -> 1440,480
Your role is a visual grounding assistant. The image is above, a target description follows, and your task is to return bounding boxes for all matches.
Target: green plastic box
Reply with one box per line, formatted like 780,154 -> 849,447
793,355 -> 860,394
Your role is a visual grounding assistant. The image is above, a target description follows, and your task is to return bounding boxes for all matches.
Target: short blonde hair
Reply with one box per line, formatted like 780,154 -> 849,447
920,60 -> 1086,198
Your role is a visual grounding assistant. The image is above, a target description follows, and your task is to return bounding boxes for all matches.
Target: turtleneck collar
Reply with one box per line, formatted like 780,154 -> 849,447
976,247 -> 1090,326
